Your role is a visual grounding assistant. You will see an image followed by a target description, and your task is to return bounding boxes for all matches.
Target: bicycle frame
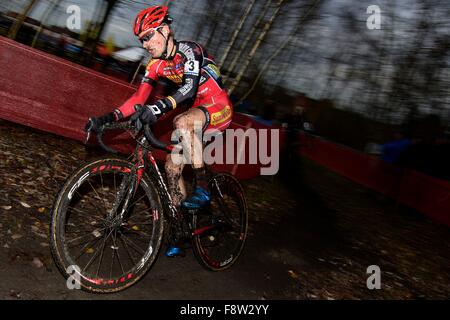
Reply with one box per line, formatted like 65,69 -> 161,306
95,121 -> 228,240
131,135 -> 179,222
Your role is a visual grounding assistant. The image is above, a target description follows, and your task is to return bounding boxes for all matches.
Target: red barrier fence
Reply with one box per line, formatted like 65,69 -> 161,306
299,132 -> 450,226
0,36 -> 136,141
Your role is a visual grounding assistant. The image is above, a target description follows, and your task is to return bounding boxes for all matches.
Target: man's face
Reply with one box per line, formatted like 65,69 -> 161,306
139,25 -> 169,58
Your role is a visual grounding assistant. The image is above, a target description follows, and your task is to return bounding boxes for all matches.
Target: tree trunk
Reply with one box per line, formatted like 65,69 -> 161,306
32,0 -> 60,48
218,0 -> 257,69
83,0 -> 118,66
224,0 -> 272,84
8,0 -> 38,40
235,0 -> 322,103
228,0 -> 286,95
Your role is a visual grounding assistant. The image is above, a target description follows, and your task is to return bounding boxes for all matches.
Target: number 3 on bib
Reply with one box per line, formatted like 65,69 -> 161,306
185,60 -> 199,75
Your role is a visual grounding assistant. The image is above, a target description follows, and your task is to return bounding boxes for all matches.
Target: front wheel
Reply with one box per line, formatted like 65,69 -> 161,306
192,173 -> 248,271
50,157 -> 165,293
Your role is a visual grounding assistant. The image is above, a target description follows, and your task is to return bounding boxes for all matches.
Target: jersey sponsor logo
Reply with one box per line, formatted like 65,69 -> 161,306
210,105 -> 232,126
198,87 -> 209,95
205,64 -> 221,78
166,74 -> 183,85
199,75 -> 208,84
148,104 -> 162,115
161,60 -> 184,84
164,64 -> 183,73
179,78 -> 193,96
179,43 -> 195,60
204,63 -> 223,88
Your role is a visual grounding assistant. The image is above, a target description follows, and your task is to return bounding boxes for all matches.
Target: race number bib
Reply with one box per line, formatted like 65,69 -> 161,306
184,60 -> 199,76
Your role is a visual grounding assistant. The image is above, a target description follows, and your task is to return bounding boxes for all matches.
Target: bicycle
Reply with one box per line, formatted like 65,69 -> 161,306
50,121 -> 248,293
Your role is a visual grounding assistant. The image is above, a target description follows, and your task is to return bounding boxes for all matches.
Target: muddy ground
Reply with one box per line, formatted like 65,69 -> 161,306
0,119 -> 449,300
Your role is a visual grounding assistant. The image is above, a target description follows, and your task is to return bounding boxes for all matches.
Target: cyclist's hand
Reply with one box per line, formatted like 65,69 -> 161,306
84,112 -> 116,133
84,117 -> 100,133
131,104 -> 157,132
140,105 -> 158,125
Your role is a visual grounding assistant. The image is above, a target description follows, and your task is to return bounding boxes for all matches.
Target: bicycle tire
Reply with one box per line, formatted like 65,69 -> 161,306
192,173 -> 248,271
50,157 -> 165,293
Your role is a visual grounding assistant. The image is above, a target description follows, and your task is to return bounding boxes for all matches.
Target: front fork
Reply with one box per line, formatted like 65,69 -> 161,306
107,171 -> 138,224
108,141 -> 147,224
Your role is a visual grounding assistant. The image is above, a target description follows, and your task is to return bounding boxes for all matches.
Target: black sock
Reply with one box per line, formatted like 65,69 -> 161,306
194,167 -> 209,191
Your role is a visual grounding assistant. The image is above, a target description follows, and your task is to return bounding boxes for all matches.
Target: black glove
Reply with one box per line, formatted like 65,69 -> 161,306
131,104 -> 158,132
84,112 -> 116,133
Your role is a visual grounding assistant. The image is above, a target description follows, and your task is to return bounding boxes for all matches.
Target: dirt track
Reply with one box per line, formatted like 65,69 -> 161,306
0,119 -> 449,299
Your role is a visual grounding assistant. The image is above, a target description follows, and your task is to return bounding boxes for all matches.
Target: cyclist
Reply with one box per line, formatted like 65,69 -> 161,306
85,5 -> 234,256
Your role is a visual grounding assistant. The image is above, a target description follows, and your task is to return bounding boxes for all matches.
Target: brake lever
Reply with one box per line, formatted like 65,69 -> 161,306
85,131 -> 91,144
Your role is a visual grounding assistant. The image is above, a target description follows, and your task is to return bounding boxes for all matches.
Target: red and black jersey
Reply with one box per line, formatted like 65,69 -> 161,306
117,40 -> 225,118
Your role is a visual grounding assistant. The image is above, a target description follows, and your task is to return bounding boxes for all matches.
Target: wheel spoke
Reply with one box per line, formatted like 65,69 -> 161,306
112,229 -> 125,275
73,234 -> 102,260
95,228 -> 109,277
127,194 -> 148,210
122,228 -> 152,240
119,231 -> 146,255
82,228 -> 113,272
120,235 -> 137,267
113,171 -> 117,197
66,227 -> 107,246
74,190 -> 105,217
87,179 -> 109,215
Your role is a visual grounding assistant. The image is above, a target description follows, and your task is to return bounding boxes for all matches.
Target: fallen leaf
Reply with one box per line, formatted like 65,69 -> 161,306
86,248 -> 94,254
288,270 -> 299,279
132,225 -> 140,231
20,202 -> 31,208
9,290 -> 21,299
35,232 -> 47,239
32,257 -> 44,268
38,207 -> 46,213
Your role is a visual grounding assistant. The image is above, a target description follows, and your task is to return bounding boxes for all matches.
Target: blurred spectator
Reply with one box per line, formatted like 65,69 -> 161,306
393,114 -> 450,180
380,131 -> 412,164
364,142 -> 382,157
252,99 -> 276,126
56,33 -> 67,57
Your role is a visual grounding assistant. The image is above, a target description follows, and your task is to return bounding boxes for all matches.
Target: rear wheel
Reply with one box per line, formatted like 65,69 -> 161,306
192,173 -> 248,271
50,157 -> 164,293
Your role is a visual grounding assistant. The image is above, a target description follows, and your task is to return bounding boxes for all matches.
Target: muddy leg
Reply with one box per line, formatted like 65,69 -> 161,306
165,152 -> 186,207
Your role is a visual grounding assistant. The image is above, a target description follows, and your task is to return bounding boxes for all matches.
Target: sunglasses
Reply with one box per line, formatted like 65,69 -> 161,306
139,26 -> 163,44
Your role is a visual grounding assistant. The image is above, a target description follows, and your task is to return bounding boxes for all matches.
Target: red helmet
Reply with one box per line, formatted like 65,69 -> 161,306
133,6 -> 171,36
